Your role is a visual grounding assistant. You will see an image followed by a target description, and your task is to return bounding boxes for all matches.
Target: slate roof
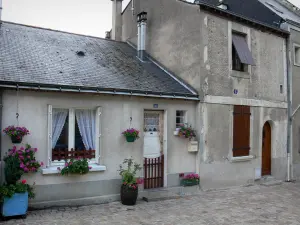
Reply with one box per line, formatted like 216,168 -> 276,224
196,0 -> 284,28
0,22 -> 197,98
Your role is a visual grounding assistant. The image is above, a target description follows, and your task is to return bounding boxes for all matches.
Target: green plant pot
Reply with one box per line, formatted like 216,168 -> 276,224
11,136 -> 22,144
181,179 -> 199,187
126,136 -> 136,142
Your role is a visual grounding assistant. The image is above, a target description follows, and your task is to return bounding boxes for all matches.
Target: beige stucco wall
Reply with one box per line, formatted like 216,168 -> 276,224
1,90 -> 197,186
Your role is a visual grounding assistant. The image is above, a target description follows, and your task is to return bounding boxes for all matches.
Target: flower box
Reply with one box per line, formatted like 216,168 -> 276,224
188,141 -> 198,152
2,192 -> 28,218
181,179 -> 199,186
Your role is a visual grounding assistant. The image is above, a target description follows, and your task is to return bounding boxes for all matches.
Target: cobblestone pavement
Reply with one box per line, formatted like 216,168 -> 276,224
2,182 -> 300,225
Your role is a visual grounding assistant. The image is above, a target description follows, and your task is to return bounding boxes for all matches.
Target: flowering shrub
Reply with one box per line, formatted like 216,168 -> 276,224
122,128 -> 140,139
59,158 -> 91,175
8,144 -> 43,173
0,180 -> 35,201
178,124 -> 196,140
3,126 -> 30,140
119,158 -> 142,189
182,173 -> 200,181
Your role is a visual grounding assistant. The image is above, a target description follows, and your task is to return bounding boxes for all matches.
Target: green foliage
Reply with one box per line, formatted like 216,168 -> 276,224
60,158 -> 91,175
4,153 -> 23,185
118,158 -> 142,185
178,124 -> 196,139
0,181 -> 35,202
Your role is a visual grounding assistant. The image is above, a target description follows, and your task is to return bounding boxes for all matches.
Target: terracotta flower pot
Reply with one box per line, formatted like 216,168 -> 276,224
120,184 -> 138,205
11,136 -> 22,144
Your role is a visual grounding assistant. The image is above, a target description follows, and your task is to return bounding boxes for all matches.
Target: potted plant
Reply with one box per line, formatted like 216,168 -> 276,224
178,124 -> 196,140
181,173 -> 200,186
0,145 -> 41,218
118,158 -> 142,205
3,126 -> 30,144
58,158 -> 92,175
122,128 -> 140,142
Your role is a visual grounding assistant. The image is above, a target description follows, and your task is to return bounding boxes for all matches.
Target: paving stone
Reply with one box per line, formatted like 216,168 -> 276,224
3,182 -> 300,224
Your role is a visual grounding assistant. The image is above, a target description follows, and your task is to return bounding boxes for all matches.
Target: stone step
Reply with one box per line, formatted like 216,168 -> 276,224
139,185 -> 201,202
261,180 -> 283,186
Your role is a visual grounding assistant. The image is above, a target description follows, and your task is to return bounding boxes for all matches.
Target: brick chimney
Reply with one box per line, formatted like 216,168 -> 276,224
111,0 -> 123,41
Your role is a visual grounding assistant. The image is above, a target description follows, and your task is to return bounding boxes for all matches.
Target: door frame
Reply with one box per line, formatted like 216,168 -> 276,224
261,121 -> 272,176
143,109 -> 168,188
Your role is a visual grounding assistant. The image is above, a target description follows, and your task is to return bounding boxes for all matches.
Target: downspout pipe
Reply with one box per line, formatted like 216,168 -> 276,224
284,25 -> 292,182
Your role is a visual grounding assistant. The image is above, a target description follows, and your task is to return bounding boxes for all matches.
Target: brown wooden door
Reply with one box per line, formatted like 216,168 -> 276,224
262,122 -> 271,176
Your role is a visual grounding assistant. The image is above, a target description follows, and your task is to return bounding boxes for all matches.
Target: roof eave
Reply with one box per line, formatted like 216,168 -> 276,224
0,81 -> 199,101
197,1 -> 290,37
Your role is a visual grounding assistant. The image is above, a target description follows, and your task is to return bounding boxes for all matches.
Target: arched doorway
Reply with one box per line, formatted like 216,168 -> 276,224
262,122 -> 272,176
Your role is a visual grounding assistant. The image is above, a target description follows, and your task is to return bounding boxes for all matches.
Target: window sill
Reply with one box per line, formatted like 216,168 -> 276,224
231,70 -> 250,79
231,155 -> 254,163
294,62 -> 300,67
42,164 -> 107,175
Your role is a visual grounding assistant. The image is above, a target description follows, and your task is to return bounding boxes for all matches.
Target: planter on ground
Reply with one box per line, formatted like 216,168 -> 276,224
2,192 -> 28,218
120,184 -> 138,206
181,179 -> 199,186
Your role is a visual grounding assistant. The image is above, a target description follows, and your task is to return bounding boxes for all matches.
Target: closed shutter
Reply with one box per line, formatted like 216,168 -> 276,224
233,105 -> 250,157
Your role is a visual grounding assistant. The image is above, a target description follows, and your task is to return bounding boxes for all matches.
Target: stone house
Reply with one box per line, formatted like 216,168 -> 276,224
0,0 -> 290,208
258,0 -> 300,183
119,0 -> 289,188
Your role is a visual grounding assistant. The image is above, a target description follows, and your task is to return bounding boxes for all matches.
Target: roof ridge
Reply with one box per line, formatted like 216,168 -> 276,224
0,21 -> 127,44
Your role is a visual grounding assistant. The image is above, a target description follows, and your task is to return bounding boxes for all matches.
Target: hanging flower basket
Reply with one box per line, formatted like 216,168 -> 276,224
122,128 -> 140,143
126,136 -> 136,142
3,126 -> 30,144
11,136 -> 22,144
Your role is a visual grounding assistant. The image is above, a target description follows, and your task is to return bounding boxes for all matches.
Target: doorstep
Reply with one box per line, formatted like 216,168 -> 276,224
139,185 -> 201,202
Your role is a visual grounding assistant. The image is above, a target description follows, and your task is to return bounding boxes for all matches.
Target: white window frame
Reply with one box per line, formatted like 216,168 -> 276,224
294,43 -> 300,67
47,105 -> 102,167
175,110 -> 187,128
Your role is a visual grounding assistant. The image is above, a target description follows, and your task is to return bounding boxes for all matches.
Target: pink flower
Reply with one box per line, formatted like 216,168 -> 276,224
65,163 -> 68,167
40,162 -> 44,166
57,167 -> 61,171
88,166 -> 92,169
21,179 -> 26,184
34,148 -> 38,152
27,155 -> 31,159
20,162 -> 25,169
24,167 -> 29,172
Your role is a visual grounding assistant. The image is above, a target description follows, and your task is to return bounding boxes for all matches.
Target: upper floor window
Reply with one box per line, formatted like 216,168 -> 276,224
294,44 -> 300,66
232,32 -> 255,71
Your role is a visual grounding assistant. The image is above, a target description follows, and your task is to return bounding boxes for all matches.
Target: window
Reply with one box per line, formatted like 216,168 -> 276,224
47,106 -> 101,165
294,45 -> 300,66
232,32 -> 255,71
232,105 -> 251,157
176,111 -> 186,128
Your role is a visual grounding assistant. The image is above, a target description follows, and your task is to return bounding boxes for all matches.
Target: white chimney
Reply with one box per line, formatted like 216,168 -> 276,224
137,11 -> 147,61
111,0 -> 123,41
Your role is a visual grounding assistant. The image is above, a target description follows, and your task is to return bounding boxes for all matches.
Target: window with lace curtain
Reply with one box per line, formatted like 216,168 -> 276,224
47,106 -> 101,166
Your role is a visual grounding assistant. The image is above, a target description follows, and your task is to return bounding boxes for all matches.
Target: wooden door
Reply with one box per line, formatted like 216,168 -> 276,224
262,122 -> 271,176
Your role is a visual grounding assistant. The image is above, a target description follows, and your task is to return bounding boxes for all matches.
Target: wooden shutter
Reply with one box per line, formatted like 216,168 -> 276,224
233,105 -> 250,157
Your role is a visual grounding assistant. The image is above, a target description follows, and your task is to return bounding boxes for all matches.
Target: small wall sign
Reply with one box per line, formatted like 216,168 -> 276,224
153,104 -> 158,108
234,89 -> 238,94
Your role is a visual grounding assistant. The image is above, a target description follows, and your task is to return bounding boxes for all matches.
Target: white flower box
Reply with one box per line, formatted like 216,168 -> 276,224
188,141 -> 198,152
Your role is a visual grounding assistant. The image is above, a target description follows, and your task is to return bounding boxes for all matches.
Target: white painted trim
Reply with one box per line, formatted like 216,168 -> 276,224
163,110 -> 168,188
47,105 -> 53,167
293,43 -> 300,67
203,95 -> 287,108
42,164 -> 107,175
95,107 -> 102,164
68,108 -> 75,149
231,155 -> 254,162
